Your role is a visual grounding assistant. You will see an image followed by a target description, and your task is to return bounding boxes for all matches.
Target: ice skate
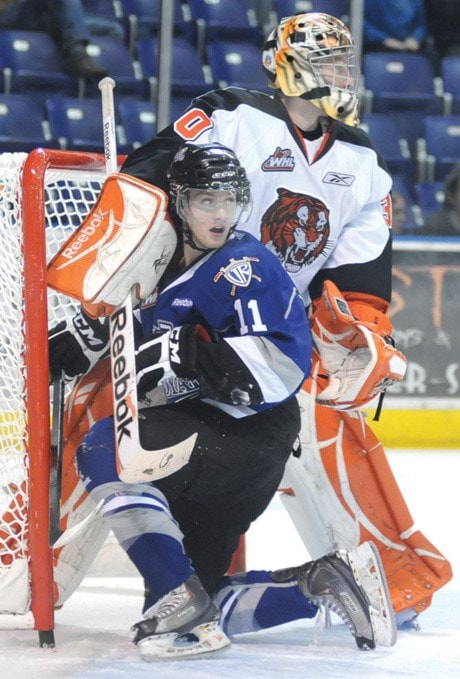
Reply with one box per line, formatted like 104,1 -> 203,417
131,573 -> 231,661
272,540 -> 396,650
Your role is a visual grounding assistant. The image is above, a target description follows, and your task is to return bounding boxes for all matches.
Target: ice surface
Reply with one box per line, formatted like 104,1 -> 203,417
0,449 -> 458,678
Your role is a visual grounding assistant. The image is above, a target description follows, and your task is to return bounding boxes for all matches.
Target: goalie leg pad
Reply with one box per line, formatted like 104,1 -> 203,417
53,360 -> 114,606
279,377 -> 452,616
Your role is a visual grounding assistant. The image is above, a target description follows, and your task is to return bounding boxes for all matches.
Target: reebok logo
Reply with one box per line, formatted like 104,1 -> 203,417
60,208 -> 112,261
110,306 -> 135,445
322,172 -> 356,186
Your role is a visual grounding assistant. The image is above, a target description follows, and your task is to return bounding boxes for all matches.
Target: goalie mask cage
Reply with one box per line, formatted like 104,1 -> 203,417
0,149 -> 108,646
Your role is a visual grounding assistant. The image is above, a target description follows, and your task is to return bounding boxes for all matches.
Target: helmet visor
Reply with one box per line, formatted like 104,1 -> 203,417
176,188 -> 248,226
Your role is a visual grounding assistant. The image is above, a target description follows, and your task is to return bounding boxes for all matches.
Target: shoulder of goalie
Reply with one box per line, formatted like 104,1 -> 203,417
49,308 -> 110,380
309,280 -> 407,410
135,324 -> 211,404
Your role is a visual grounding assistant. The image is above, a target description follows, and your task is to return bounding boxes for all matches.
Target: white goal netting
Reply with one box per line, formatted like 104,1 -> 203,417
0,151 -> 106,623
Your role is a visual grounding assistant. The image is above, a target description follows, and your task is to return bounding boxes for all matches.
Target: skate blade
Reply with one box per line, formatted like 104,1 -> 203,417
138,620 -> 231,662
346,541 -> 397,647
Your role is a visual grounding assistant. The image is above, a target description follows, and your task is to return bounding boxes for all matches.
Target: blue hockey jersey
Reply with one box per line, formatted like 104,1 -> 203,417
138,230 -> 311,418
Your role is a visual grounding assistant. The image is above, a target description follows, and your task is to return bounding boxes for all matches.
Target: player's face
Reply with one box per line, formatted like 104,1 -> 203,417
184,189 -> 238,249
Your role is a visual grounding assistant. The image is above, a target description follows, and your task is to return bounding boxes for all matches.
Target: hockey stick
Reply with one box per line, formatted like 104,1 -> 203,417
100,79 -> 196,483
47,79 -> 118,549
47,80 -> 117,549
49,370 -> 65,546
99,77 -> 118,176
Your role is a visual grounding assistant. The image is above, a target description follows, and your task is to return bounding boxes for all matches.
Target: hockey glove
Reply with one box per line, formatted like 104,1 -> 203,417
49,308 -> 109,380
310,280 -> 407,410
135,325 -> 210,401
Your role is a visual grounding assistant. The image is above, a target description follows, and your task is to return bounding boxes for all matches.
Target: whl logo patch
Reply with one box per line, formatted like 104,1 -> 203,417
262,147 -> 295,171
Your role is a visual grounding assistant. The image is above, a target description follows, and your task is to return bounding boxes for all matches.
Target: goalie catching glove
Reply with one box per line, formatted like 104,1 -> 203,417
310,280 -> 407,410
49,308 -> 109,380
135,325 -> 211,404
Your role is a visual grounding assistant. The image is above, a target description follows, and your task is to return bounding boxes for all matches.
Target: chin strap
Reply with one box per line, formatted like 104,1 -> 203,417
182,224 -> 210,253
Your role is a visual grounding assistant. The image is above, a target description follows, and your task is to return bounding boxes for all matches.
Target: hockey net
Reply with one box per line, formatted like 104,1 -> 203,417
0,149 -> 108,642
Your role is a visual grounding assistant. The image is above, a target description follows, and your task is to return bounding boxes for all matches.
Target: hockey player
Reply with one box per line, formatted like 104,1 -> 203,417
50,143 -> 396,661
117,12 -> 452,629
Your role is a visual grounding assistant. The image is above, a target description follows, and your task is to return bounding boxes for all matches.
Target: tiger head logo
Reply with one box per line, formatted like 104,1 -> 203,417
260,188 -> 331,273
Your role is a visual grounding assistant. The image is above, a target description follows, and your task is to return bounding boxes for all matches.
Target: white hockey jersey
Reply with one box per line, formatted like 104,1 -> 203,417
122,88 -> 393,307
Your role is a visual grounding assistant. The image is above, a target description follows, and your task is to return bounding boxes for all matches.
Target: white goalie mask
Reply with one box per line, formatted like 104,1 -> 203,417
262,13 -> 360,126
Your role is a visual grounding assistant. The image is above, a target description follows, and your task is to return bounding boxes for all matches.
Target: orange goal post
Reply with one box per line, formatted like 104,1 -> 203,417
0,148 -> 109,646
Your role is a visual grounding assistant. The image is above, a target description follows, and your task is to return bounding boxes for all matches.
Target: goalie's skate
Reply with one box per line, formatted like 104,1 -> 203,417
272,540 -> 396,650
346,541 -> 397,647
131,574 -> 230,662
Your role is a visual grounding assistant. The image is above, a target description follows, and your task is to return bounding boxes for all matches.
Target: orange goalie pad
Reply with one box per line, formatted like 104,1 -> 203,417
299,368 -> 452,614
52,359 -> 113,603
58,359 -> 112,529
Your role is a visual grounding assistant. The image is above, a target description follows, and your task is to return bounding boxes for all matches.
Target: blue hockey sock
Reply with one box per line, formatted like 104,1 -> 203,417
213,570 -> 318,637
127,533 -> 194,611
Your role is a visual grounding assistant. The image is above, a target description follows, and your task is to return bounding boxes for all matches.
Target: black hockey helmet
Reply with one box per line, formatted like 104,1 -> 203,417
167,143 -> 252,209
166,143 -> 252,250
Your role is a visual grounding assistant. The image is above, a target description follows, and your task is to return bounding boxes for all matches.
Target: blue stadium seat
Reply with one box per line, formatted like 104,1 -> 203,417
416,115 -> 460,181
82,0 -> 122,20
0,93 -> 58,152
391,172 -> 422,232
45,96 -> 131,154
136,35 -> 211,100
121,0 -> 193,52
0,30 -> 77,101
360,113 -> 414,181
415,181 -> 444,220
206,40 -> 270,91
187,0 -> 261,57
362,52 -> 442,151
169,94 -> 195,124
82,0 -> 125,41
118,98 -> 156,148
81,36 -> 146,98
441,56 -> 460,115
272,0 -> 350,23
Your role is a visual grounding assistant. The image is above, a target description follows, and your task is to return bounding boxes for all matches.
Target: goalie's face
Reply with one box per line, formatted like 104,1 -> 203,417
179,189 -> 240,250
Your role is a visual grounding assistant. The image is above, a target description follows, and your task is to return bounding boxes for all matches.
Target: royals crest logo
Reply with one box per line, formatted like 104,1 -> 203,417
260,188 -> 332,273
214,257 -> 261,295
